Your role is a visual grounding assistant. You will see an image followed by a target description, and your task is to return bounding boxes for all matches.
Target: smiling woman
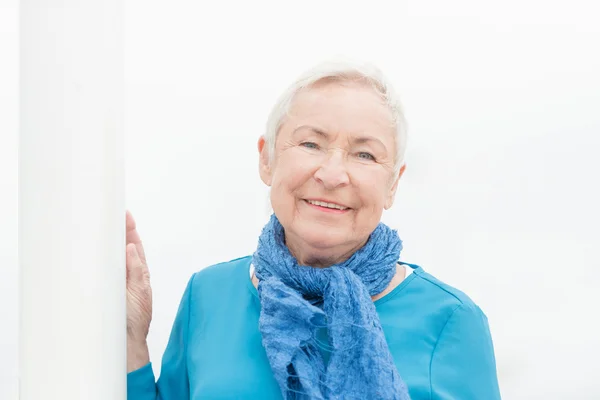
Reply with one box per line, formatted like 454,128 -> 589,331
258,78 -> 405,268
126,60 -> 502,400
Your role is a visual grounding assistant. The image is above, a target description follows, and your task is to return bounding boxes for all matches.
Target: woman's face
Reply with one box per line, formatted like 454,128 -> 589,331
258,80 -> 405,265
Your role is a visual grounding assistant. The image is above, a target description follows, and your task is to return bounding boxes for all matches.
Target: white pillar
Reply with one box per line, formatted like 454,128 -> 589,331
19,1 -> 125,399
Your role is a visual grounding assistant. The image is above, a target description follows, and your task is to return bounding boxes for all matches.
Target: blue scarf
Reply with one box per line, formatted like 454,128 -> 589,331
253,214 -> 410,400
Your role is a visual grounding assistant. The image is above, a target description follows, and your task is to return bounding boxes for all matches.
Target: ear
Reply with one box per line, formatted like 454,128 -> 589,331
384,164 -> 406,210
257,136 -> 272,186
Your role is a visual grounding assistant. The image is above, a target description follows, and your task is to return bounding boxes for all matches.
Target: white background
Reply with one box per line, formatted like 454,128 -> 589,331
2,0 -> 600,399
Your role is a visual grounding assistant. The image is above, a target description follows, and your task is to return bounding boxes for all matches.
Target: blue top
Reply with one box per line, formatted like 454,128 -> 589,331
127,256 -> 501,399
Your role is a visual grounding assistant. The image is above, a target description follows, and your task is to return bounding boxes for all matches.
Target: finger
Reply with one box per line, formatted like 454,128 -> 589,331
126,243 -> 145,283
126,210 -> 140,243
125,210 -> 148,265
126,209 -> 136,231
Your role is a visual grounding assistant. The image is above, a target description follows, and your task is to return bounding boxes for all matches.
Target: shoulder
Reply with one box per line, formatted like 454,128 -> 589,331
417,269 -> 493,346
405,264 -> 488,321
393,264 -> 493,349
193,255 -> 252,280
186,255 -> 252,298
418,271 -> 500,397
401,266 -> 500,397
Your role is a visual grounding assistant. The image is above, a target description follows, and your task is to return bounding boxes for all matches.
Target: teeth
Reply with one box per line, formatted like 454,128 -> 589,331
307,200 -> 348,210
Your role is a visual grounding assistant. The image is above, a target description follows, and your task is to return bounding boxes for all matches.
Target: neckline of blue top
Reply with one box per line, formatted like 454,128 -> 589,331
247,262 -> 421,306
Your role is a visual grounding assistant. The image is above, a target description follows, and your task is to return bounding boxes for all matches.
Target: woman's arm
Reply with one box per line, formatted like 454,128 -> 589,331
127,274 -> 195,400
430,304 -> 502,400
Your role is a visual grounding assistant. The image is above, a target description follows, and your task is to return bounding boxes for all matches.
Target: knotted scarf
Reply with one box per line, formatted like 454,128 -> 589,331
252,214 -> 410,399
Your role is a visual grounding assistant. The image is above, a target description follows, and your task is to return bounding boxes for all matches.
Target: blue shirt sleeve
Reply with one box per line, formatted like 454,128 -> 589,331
127,273 -> 196,400
430,304 -> 502,400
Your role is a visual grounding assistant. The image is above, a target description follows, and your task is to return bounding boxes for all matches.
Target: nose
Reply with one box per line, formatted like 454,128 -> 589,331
314,150 -> 350,189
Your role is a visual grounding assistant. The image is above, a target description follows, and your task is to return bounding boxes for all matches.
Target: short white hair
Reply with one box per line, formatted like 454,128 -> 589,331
264,59 -> 407,175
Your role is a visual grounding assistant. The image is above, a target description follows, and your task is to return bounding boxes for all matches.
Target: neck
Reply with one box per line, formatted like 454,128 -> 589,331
284,232 -> 368,268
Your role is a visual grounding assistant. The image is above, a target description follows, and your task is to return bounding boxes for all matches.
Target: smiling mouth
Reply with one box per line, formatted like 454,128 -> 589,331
304,199 -> 350,211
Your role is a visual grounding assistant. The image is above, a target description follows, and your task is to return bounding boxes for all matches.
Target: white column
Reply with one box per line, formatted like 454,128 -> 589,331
19,1 -> 125,399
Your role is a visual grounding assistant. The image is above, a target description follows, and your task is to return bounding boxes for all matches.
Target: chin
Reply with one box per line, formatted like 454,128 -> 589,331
294,223 -> 350,250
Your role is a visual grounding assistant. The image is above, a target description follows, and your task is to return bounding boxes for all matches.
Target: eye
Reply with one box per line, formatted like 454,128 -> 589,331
357,152 -> 376,161
300,142 -> 319,149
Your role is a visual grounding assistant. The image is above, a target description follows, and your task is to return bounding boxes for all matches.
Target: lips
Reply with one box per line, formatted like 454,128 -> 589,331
304,199 -> 350,211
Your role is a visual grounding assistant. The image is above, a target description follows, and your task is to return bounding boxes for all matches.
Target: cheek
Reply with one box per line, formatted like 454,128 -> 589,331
269,158 -> 315,223
272,151 -> 317,192
353,171 -> 391,208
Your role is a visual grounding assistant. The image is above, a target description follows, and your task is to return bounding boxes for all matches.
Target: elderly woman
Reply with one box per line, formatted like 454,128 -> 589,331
126,61 -> 501,399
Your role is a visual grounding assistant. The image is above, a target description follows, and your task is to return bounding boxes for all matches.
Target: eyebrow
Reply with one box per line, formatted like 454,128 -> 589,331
292,125 -> 388,150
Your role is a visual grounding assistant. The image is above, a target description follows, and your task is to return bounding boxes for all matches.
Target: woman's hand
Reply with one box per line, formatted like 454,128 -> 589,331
126,210 -> 152,371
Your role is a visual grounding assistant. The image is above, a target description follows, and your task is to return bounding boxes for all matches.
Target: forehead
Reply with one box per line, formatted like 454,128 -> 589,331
284,80 -> 396,140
